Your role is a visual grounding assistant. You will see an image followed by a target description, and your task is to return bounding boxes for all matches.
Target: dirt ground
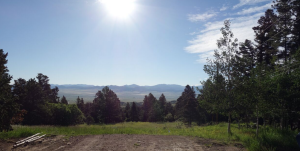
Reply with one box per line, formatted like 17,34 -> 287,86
0,134 -> 245,151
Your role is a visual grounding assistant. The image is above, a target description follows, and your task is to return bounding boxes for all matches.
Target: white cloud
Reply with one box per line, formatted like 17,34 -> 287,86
220,5 -> 228,11
233,0 -> 271,9
237,3 -> 272,15
185,12 -> 264,63
197,51 -> 215,63
188,12 -> 217,22
185,30 -> 221,54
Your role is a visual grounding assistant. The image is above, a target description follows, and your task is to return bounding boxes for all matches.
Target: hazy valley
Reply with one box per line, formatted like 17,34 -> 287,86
51,84 -> 201,103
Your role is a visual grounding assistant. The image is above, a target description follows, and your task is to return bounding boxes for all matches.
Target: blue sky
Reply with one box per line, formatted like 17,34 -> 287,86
0,0 -> 273,86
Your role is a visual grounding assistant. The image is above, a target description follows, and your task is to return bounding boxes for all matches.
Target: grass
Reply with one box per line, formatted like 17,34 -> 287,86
0,122 -> 298,151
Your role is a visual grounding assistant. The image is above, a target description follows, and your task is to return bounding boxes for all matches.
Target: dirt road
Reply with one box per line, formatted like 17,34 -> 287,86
1,134 -> 245,151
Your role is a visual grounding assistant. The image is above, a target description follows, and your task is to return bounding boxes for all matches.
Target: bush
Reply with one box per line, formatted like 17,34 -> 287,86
68,104 -> 85,124
86,116 -> 95,125
164,113 -> 174,122
49,103 -> 84,126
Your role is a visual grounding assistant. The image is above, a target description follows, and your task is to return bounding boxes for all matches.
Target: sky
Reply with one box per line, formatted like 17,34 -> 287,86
0,0 -> 273,86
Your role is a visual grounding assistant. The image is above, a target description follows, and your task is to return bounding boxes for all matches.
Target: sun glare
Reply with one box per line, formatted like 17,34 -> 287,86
101,0 -> 136,19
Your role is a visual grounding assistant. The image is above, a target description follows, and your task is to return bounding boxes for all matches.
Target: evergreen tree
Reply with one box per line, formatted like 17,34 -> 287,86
183,85 -> 199,126
84,102 -> 93,117
61,95 -> 68,105
0,49 -> 19,131
91,86 -> 122,123
147,93 -> 161,122
12,78 -> 27,105
273,0 -> 294,62
124,102 -> 131,121
252,9 -> 278,66
165,102 -> 174,119
175,85 -> 199,125
175,96 -> 184,120
76,96 -> 85,112
50,86 -> 60,103
147,93 -> 157,110
36,73 -> 60,103
12,73 -> 63,125
130,102 -> 139,122
234,39 -> 259,129
142,95 -> 150,121
102,86 -> 122,123
236,39 -> 257,76
13,77 -> 51,125
291,0 -> 300,51
183,96 -> 199,126
36,73 -> 52,99
92,90 -> 106,123
148,101 -> 164,122
158,93 -> 167,116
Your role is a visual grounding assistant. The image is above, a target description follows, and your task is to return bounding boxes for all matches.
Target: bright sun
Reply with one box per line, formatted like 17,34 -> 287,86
101,0 -> 136,19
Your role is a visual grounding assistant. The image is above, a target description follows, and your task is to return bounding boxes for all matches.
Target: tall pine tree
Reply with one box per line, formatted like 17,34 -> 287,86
0,49 -> 19,131
130,102 -> 139,122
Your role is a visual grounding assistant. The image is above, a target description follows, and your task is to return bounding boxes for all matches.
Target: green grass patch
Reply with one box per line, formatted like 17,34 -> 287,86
0,122 -> 298,151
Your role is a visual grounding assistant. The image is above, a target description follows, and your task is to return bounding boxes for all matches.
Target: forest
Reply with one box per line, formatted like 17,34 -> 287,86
0,0 -> 300,150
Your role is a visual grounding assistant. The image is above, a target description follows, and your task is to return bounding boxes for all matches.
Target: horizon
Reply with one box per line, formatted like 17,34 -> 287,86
50,83 -> 202,87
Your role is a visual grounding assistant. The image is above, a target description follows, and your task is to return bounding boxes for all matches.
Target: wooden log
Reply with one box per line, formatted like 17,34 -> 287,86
26,134 -> 46,143
13,134 -> 45,148
13,134 -> 46,148
15,133 -> 41,144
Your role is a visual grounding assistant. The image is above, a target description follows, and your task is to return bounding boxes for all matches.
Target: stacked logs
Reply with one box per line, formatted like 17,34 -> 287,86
13,133 -> 46,148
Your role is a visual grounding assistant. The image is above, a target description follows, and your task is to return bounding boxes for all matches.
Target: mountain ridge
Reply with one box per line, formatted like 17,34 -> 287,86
50,84 -> 201,103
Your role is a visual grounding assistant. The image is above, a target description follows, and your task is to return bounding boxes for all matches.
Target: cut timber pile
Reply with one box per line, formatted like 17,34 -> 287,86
13,133 -> 46,148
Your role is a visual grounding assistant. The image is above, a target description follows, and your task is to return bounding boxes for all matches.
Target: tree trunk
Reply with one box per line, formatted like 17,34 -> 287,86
246,113 -> 249,129
228,112 -> 231,134
290,119 -> 294,131
298,119 -> 300,131
216,113 -> 218,124
256,104 -> 259,138
238,118 -> 240,129
281,102 -> 284,130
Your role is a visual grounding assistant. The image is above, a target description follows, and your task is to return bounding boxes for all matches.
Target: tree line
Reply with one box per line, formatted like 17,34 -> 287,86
0,47 -> 203,130
198,0 -> 300,137
73,85 -> 200,125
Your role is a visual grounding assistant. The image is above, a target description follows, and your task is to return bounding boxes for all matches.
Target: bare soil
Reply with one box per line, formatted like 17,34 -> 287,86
1,134 -> 245,151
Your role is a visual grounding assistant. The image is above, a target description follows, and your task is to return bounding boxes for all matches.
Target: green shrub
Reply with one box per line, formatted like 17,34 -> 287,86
86,116 -> 95,125
164,113 -> 174,122
48,103 -> 84,126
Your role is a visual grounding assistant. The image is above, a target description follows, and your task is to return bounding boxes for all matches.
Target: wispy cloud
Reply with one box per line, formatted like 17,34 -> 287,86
220,5 -> 228,11
197,51 -> 215,63
186,12 -> 264,63
237,2 -> 272,15
188,12 -> 217,22
233,0 -> 271,9
186,0 -> 273,63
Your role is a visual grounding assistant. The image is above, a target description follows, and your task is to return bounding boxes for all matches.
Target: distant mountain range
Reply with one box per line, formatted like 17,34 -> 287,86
50,84 -> 201,103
